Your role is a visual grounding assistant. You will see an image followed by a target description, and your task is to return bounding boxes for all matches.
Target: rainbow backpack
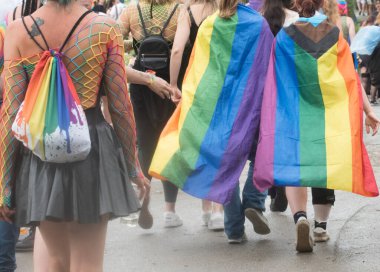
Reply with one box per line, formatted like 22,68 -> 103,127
12,11 -> 92,163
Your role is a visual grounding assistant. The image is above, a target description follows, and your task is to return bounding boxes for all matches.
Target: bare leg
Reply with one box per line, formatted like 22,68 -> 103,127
286,187 -> 307,215
69,217 -> 108,272
38,221 -> 70,272
211,203 -> 224,213
165,202 -> 176,213
33,228 -> 50,272
202,200 -> 212,213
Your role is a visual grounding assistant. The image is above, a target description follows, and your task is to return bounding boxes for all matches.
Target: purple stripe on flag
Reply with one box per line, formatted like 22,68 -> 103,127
207,25 -> 274,203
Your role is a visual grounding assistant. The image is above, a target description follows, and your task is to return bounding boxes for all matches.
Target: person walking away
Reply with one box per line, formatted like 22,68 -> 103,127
118,0 -> 183,228
0,1 -> 149,271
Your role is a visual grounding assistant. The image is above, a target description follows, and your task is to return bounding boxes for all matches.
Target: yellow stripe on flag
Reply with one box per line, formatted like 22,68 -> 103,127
318,44 -> 352,191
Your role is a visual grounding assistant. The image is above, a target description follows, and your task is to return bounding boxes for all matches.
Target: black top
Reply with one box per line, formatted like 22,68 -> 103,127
177,7 -> 205,88
92,5 -> 106,14
188,7 -> 202,48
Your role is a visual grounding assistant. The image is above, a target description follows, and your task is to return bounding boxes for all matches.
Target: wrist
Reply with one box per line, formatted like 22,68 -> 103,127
145,73 -> 156,86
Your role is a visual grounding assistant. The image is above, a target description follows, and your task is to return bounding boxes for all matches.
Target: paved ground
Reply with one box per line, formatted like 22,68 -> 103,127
16,105 -> 380,272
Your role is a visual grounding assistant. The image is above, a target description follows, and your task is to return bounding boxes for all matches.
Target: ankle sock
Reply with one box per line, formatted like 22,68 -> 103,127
314,221 -> 327,230
293,211 -> 307,224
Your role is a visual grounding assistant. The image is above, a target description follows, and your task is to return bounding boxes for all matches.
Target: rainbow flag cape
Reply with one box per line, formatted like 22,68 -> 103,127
12,50 -> 91,163
253,15 -> 378,197
149,4 -> 273,204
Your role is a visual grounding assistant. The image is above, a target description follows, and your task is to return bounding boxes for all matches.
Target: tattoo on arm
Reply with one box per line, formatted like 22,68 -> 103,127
30,18 -> 44,37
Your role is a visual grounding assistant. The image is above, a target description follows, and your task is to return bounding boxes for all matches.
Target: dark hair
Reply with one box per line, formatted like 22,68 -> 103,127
22,0 -> 40,16
263,0 -> 293,35
295,0 -> 323,17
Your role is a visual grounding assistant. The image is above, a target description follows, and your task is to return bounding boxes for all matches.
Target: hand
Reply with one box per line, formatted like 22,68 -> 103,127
170,85 -> 182,105
365,111 -> 380,136
0,205 -> 15,223
131,176 -> 151,200
147,75 -> 173,100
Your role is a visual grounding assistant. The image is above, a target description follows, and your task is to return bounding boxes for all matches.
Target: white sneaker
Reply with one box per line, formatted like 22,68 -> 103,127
201,211 -> 211,226
313,227 -> 330,242
207,212 -> 224,231
164,212 -> 183,228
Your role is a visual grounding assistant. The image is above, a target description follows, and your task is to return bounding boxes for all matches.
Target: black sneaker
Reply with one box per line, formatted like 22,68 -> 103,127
270,187 -> 288,212
16,227 -> 35,252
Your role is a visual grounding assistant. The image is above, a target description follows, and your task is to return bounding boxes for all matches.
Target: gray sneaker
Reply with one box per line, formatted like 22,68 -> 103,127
244,208 -> 270,235
296,217 -> 314,253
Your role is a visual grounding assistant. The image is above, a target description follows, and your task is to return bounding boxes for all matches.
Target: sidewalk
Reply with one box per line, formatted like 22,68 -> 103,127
16,105 -> 380,272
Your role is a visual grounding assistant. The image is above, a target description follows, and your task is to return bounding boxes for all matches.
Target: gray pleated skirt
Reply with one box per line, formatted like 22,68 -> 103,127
14,106 -> 140,226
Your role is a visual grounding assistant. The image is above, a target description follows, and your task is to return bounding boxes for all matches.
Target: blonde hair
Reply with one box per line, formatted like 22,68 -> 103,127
219,0 -> 239,19
323,0 -> 339,24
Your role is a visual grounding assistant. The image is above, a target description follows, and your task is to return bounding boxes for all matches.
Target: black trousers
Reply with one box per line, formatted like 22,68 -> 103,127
130,84 -> 178,203
269,186 -> 335,205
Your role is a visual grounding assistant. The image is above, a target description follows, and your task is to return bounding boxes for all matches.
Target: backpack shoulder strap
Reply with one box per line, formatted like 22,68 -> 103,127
60,10 -> 92,52
137,3 -> 149,38
21,15 -> 49,51
13,7 -> 17,21
160,4 -> 179,36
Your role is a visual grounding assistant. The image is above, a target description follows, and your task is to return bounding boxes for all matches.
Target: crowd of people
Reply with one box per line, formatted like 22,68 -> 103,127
0,0 -> 379,271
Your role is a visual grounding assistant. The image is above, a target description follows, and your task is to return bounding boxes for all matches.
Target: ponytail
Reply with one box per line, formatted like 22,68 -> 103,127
295,0 -> 324,17
219,0 -> 238,19
263,0 -> 286,36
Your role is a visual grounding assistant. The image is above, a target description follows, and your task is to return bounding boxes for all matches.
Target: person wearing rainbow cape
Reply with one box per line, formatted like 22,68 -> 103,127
149,0 -> 274,243
254,0 -> 380,253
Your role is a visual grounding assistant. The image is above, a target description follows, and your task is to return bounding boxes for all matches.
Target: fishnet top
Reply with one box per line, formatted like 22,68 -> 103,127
118,2 -> 181,46
0,14 -> 143,206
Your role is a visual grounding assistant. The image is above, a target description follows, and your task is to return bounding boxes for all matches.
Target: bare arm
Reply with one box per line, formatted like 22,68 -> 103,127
362,84 -> 380,135
169,7 -> 190,89
102,23 -> 149,194
126,66 -> 172,99
348,17 -> 356,44
0,22 -> 26,218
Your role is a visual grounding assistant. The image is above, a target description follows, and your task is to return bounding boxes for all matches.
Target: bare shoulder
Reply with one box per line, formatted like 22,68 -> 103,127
4,18 -> 25,42
90,13 -> 119,28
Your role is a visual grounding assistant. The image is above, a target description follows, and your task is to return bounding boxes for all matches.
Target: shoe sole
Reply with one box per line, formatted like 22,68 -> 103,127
314,232 -> 330,243
244,209 -> 270,235
164,223 -> 183,228
296,221 -> 313,253
208,224 -> 224,231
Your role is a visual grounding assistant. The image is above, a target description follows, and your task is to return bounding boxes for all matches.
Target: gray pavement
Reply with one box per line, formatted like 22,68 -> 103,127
16,105 -> 380,272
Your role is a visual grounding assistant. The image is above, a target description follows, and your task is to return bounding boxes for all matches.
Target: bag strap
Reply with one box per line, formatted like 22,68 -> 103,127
137,3 -> 149,38
161,4 -> 179,36
21,10 -> 92,52
13,7 -> 17,21
59,10 -> 92,52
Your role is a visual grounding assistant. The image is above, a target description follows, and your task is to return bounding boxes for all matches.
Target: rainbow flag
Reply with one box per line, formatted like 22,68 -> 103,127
253,15 -> 378,197
12,50 -> 91,163
0,21 -> 6,74
149,4 -> 273,204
